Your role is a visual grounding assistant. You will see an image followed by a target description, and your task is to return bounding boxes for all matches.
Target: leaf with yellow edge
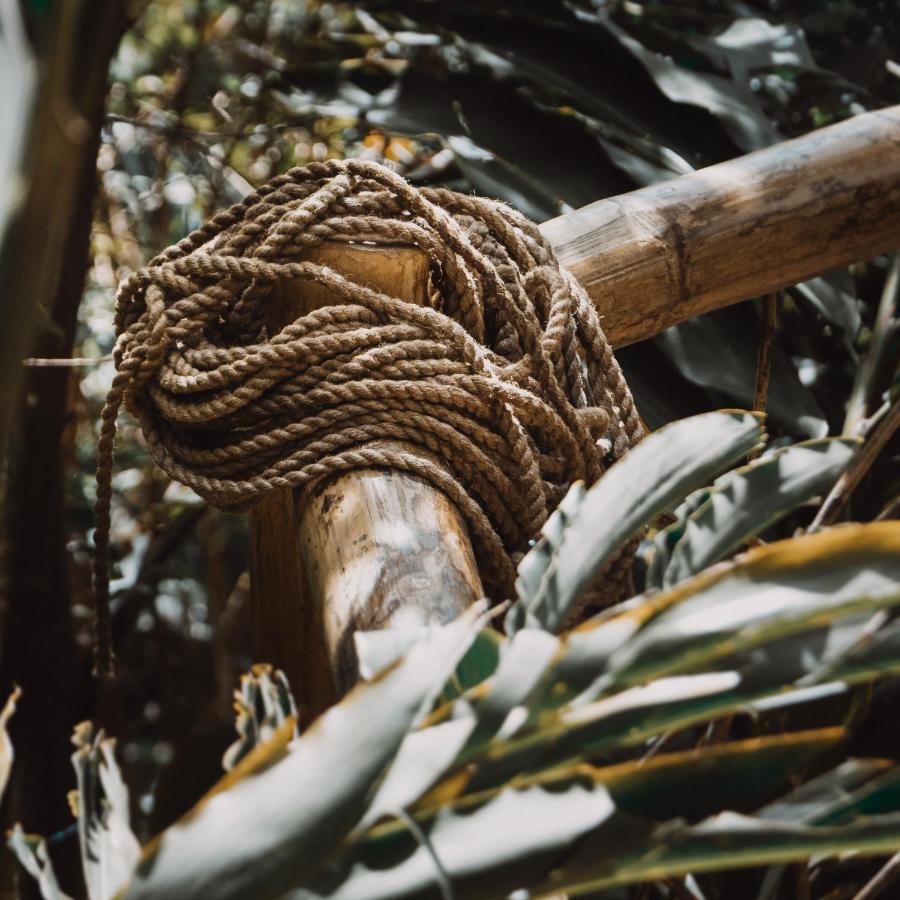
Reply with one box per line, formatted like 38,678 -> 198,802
0,684 -> 20,802
508,410 -> 765,634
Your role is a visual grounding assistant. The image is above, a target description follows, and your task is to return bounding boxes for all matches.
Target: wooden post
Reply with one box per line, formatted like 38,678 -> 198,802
251,105 -> 900,714
249,243 -> 482,719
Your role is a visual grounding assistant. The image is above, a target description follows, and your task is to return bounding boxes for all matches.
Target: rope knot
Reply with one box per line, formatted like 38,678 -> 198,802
92,159 -> 643,676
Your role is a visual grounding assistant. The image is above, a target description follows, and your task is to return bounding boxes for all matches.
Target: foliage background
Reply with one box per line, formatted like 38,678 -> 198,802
1,0 -> 899,895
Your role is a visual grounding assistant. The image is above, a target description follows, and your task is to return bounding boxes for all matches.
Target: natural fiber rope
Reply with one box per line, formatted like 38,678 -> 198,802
93,159 -> 643,676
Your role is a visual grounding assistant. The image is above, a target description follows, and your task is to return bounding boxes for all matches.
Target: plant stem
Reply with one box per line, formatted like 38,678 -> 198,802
811,396 -> 900,531
853,851 -> 900,900
749,292 -> 778,461
845,254 -> 900,436
876,493 -> 900,521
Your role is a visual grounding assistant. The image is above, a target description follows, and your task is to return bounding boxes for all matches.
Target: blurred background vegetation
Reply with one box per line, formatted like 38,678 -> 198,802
1,0 -> 899,896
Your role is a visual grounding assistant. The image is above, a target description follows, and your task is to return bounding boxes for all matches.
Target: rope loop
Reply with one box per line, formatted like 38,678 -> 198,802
93,159 -> 643,676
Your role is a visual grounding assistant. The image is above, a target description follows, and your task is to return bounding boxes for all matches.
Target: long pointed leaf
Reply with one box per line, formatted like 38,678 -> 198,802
648,437 -> 858,588
508,410 -> 765,634
120,603 -> 488,900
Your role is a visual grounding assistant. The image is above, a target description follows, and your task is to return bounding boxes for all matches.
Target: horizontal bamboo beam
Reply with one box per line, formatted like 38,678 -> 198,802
251,106 -> 900,714
542,105 -> 900,347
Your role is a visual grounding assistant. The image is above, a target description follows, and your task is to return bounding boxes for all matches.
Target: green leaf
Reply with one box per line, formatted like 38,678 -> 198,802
300,777 -> 629,900
299,731 -> 845,900
647,437 -> 858,588
120,603 -> 488,900
356,626 -> 501,702
605,523 -> 900,692
550,810 -> 900,895
507,410 -> 765,634
70,723 -> 141,900
757,760 -> 900,827
433,524 -> 900,796
438,628 -> 503,703
590,728 -> 845,822
7,825 -> 73,900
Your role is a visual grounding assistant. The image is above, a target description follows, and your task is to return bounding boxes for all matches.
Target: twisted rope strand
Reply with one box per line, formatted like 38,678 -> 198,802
93,159 -> 644,676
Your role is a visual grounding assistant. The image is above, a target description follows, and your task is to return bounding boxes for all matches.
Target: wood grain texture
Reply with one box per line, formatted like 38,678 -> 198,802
249,243 -> 482,719
541,105 -> 900,347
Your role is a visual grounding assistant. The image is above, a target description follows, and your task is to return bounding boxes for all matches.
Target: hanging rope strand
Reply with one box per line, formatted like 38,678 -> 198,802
93,159 -> 644,676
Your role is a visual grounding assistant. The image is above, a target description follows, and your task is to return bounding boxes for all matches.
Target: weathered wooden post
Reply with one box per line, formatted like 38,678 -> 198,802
250,106 -> 900,717
249,242 -> 482,716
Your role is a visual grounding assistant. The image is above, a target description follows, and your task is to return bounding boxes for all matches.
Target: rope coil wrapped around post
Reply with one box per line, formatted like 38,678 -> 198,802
93,159 -> 643,674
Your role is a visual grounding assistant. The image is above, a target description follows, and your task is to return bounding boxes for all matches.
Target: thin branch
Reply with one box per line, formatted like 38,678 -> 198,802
754,293 -> 778,412
845,253 -> 900,435
810,396 -> 900,531
393,808 -> 454,900
876,493 -> 900,521
748,291 -> 778,461
105,112 -> 317,143
853,851 -> 900,900
22,355 -> 111,367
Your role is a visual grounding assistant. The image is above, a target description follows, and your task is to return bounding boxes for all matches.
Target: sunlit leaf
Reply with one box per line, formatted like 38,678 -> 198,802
508,410 -> 765,634
70,723 -> 141,900
0,684 -> 20,802
120,603 -> 488,900
7,825 -> 74,900
647,437 -> 858,588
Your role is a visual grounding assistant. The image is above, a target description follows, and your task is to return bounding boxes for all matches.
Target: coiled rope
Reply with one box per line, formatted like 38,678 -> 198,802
94,159 -> 643,675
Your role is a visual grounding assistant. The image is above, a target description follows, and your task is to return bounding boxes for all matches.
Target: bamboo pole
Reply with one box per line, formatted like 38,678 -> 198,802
542,105 -> 900,347
250,106 -> 900,713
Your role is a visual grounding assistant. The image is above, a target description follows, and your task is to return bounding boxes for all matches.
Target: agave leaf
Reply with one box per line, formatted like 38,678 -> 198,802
299,731 -> 844,900
551,810 -> 900,895
757,760 -> 900,826
70,723 -> 141,900
461,628 -> 560,751
427,525 -> 900,797
222,665 -> 299,772
437,673 -> 744,802
354,629 -> 425,682
750,758 -> 895,900
439,628 -> 503,702
590,729 -> 845,823
647,437 -> 859,589
357,717 -> 477,833
357,626 -> 502,704
826,618 -> 900,683
428,728 -> 846,829
605,523 -> 900,691
513,518 -> 899,718
507,410 -> 765,635
296,777 -> 634,900
119,603 -> 488,900
7,825 -> 74,900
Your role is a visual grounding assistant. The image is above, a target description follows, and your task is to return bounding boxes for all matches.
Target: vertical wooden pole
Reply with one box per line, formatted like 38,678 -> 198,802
249,243 -> 483,720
